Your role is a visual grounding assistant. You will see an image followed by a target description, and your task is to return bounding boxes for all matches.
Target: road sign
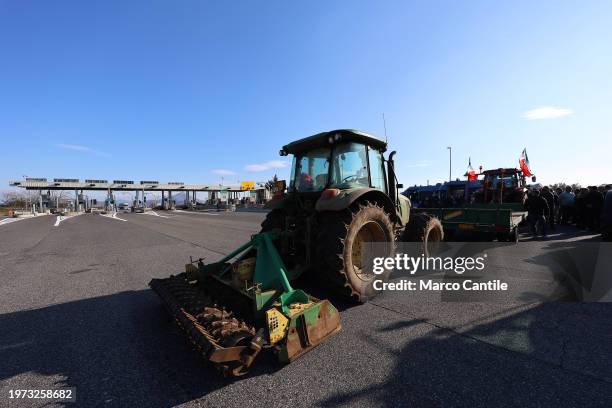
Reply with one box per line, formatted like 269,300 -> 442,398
241,181 -> 255,190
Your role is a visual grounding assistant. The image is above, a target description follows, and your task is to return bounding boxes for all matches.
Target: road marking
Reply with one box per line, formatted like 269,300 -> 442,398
0,340 -> 34,351
54,213 -> 82,227
112,212 -> 127,221
0,218 -> 21,226
139,210 -> 170,218
173,209 -> 219,216
100,212 -> 127,222
0,215 -> 50,226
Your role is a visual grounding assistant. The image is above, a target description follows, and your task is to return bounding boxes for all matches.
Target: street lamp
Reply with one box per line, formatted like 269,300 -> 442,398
447,147 -> 452,182
22,175 -> 29,212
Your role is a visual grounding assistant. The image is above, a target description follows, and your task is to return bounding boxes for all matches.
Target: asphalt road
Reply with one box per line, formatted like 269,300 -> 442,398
0,211 -> 610,407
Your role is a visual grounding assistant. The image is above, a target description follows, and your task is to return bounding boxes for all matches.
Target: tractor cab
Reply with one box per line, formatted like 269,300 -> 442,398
277,129 -> 409,224
478,168 -> 529,205
281,129 -> 389,195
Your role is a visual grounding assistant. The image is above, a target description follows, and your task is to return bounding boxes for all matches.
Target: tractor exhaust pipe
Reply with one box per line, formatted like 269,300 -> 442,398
387,151 -> 397,206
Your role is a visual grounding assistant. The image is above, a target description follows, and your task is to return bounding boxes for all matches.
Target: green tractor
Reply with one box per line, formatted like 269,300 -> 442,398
265,129 -> 444,301
150,129 -> 443,376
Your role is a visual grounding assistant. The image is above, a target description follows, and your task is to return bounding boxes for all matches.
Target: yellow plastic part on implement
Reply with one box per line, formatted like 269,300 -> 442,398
266,308 -> 289,344
288,302 -> 314,316
234,257 -> 255,279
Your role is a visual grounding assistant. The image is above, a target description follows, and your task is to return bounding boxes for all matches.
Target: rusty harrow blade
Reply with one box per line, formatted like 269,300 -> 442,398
149,274 -> 264,377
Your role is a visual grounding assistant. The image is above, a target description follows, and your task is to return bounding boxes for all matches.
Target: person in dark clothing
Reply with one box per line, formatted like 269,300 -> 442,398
585,186 -> 604,230
575,188 -> 588,228
541,186 -> 557,231
524,189 -> 550,238
602,191 -> 612,241
555,187 -> 564,223
552,189 -> 559,226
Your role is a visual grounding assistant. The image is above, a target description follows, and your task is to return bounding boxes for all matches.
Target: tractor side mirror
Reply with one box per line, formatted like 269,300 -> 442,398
531,176 -> 537,182
397,183 -> 404,189
274,180 -> 287,192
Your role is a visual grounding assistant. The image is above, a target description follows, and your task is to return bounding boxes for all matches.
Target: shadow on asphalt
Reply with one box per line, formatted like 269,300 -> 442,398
0,290 -> 279,406
523,239 -> 612,302
319,302 -> 612,407
518,224 -> 602,243
445,224 -> 601,243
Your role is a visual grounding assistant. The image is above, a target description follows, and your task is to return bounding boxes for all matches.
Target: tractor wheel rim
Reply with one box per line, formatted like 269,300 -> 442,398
352,220 -> 386,282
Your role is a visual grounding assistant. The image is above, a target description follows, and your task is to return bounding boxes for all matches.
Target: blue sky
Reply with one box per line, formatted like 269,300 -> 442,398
1,0 -> 611,193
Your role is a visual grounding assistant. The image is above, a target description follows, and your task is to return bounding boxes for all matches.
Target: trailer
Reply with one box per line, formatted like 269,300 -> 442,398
408,168 -> 531,242
412,203 -> 526,242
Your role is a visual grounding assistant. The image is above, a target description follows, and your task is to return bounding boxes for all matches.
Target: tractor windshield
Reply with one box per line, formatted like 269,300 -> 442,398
488,173 -> 519,189
329,143 -> 369,189
291,147 -> 331,192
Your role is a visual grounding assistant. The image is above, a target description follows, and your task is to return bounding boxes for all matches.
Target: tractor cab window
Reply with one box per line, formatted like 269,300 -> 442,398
488,174 -> 518,189
292,147 -> 331,192
368,147 -> 386,192
330,143 -> 369,189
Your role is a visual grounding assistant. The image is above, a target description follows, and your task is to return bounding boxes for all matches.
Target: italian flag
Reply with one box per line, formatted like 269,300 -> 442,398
466,158 -> 477,181
519,148 -> 533,177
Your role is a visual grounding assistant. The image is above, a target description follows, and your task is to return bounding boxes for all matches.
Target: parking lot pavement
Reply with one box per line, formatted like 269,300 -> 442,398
0,213 -> 610,407
0,215 -> 55,256
121,210 -> 264,254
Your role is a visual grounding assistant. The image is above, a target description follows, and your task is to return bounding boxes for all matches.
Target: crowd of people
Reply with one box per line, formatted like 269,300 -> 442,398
524,184 -> 611,238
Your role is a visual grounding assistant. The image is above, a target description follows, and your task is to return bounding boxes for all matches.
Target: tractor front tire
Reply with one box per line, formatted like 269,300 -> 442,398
315,203 -> 394,302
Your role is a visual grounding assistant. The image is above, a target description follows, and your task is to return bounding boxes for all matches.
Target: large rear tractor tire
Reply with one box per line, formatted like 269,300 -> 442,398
401,213 -> 444,256
315,203 -> 394,302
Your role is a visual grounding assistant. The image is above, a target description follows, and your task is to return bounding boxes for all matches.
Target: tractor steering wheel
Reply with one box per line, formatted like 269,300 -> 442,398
342,174 -> 359,183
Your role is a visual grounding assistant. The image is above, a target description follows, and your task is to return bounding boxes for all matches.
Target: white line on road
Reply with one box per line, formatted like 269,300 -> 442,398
0,218 -> 21,226
112,212 -> 127,221
54,213 -> 82,227
1,214 -> 50,227
173,209 -> 219,216
0,340 -> 34,351
100,212 -> 127,222
139,210 -> 169,218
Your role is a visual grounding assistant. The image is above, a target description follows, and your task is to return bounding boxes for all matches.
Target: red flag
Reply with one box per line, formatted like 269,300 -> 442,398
466,158 -> 477,181
519,148 -> 533,177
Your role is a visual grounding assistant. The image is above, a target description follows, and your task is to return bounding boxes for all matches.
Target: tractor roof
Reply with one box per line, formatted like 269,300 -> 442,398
482,168 -> 522,175
282,129 -> 387,155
